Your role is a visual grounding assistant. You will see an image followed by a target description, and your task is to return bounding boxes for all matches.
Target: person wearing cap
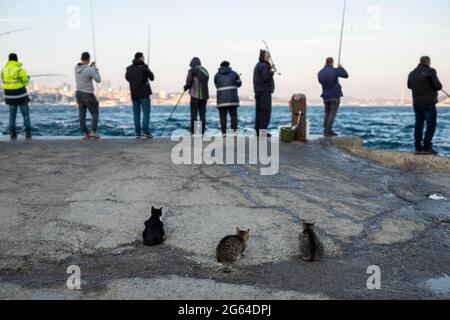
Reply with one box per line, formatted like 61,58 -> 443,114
1,53 -> 32,140
253,50 -> 275,136
214,61 -> 242,135
75,52 -> 101,140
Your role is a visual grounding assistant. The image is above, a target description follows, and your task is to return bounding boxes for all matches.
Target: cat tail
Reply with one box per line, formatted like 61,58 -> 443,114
306,229 -> 317,262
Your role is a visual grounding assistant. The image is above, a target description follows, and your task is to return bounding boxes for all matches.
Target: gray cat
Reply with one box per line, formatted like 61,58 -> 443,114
299,221 -> 324,262
216,228 -> 250,273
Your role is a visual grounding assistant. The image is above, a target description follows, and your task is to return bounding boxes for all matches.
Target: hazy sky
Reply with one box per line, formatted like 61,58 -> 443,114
1,0 -> 450,99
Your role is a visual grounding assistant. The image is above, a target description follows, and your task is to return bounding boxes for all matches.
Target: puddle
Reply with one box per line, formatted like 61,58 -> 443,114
426,275 -> 450,295
427,194 -> 446,201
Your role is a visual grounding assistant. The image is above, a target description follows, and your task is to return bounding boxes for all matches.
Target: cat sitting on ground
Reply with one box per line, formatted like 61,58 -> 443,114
216,228 -> 250,273
143,207 -> 165,246
299,220 -> 324,262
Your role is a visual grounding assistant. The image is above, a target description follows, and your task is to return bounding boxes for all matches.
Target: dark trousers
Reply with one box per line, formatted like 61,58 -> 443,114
190,97 -> 207,134
218,106 -> 238,134
323,98 -> 340,134
414,105 -> 437,150
76,91 -> 99,135
255,92 -> 272,131
132,98 -> 151,136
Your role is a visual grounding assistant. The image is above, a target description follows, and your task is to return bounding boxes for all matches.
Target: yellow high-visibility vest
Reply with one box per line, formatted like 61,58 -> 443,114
1,61 -> 30,90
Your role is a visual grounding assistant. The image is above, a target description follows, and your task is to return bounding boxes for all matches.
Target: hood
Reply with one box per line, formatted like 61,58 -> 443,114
190,57 -> 201,68
219,66 -> 232,75
133,59 -> 145,66
418,63 -> 430,69
76,63 -> 89,74
259,50 -> 267,62
6,61 -> 23,68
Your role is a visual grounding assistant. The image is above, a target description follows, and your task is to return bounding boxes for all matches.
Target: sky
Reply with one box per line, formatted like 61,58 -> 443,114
1,0 -> 450,99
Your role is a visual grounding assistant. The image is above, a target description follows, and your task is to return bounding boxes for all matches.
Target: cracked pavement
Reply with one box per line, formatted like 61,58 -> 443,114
0,138 -> 449,300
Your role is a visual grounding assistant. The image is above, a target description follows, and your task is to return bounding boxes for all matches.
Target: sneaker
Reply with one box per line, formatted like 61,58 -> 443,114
90,132 -> 100,140
83,133 -> 91,140
141,133 -> 154,139
10,133 -> 17,140
422,147 -> 438,156
25,131 -> 32,139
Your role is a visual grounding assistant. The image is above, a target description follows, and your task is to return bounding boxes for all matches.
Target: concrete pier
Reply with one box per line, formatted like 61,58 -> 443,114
0,138 -> 449,299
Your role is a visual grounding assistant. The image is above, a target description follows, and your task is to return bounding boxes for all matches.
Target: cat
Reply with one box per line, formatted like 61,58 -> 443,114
299,220 -> 324,262
143,207 -> 165,246
216,228 -> 250,273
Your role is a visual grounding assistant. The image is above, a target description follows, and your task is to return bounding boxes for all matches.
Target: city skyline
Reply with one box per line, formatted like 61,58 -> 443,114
1,0 -> 450,99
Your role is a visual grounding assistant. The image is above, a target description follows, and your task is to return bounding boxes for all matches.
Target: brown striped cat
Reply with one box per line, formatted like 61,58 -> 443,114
216,228 -> 250,273
299,221 -> 324,262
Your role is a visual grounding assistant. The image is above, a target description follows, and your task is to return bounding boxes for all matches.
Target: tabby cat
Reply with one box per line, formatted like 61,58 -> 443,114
216,228 -> 250,273
299,221 -> 324,262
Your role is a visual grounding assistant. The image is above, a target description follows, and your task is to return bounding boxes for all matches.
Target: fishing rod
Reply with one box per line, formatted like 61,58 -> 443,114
338,0 -> 347,65
147,24 -> 151,65
163,91 -> 187,132
262,40 -> 281,76
29,74 -> 69,78
0,27 -> 30,37
442,89 -> 450,98
90,0 -> 97,63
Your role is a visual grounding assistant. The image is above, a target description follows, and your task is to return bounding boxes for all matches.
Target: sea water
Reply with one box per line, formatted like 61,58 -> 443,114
0,105 -> 449,156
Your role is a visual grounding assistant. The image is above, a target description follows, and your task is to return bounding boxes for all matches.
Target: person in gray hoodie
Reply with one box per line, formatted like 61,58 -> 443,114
75,52 -> 101,139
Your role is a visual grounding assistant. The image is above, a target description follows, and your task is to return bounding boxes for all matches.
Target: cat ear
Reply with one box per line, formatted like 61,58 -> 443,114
151,206 -> 155,210
159,207 -> 163,211
247,229 -> 250,234
236,227 -> 241,233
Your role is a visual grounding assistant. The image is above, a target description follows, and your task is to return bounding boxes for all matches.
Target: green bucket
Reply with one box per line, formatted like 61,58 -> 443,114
280,126 -> 296,142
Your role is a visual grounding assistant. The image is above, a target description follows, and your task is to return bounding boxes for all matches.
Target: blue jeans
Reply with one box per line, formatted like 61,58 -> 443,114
414,106 -> 437,150
9,103 -> 31,134
132,98 -> 151,136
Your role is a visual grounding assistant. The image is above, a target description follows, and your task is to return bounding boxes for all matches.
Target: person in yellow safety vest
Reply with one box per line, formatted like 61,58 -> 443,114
1,53 -> 32,139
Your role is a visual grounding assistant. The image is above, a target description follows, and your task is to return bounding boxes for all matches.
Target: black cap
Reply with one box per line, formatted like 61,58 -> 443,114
135,52 -> 144,60
81,52 -> 90,61
9,53 -> 18,62
220,61 -> 230,68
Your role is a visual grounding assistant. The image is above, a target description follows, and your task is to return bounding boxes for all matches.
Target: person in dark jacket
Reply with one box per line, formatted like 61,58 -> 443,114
408,56 -> 443,155
214,61 -> 242,135
318,57 -> 349,137
184,57 -> 209,135
125,52 -> 155,138
253,50 -> 275,136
